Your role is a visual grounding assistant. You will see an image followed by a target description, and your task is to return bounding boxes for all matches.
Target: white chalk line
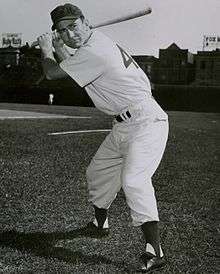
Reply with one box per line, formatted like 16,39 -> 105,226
0,116 -> 91,120
0,109 -> 92,119
48,129 -> 111,136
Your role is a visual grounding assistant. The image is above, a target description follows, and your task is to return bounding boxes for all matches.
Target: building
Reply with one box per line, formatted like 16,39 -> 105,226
0,46 -> 20,72
0,43 -> 41,70
156,43 -> 195,85
132,55 -> 158,84
0,44 -> 43,87
194,49 -> 220,86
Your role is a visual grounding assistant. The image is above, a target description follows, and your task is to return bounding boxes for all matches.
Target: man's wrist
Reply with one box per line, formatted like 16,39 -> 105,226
54,46 -> 71,61
53,44 -> 65,50
42,49 -> 54,60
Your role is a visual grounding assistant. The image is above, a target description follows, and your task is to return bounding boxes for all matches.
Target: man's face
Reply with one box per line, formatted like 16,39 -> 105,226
56,18 -> 90,48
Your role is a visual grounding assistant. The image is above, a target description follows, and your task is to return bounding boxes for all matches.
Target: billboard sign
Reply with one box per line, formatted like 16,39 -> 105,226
2,33 -> 22,48
203,35 -> 220,51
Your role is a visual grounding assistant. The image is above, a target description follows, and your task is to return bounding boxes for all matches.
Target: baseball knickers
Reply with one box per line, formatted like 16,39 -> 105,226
86,100 -> 169,226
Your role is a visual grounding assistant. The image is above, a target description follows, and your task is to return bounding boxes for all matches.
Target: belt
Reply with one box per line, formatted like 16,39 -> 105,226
115,110 -> 131,122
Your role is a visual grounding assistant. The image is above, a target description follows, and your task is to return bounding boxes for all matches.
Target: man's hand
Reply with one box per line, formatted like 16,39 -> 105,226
37,33 -> 53,53
52,31 -> 72,61
37,32 -> 68,80
52,31 -> 64,49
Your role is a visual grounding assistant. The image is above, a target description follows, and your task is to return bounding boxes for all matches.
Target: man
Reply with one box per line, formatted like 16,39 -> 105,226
38,3 -> 169,272
48,93 -> 54,105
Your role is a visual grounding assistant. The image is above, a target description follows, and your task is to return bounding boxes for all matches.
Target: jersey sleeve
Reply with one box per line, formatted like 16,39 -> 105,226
59,48 -> 106,87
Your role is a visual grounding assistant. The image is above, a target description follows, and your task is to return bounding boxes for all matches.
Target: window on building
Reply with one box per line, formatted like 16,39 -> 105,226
200,61 -> 206,69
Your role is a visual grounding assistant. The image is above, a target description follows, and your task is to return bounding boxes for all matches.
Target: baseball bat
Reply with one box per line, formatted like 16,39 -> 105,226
31,7 -> 152,47
91,7 -> 152,28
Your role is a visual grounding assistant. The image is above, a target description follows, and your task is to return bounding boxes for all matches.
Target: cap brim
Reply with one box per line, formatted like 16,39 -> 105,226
51,16 -> 79,30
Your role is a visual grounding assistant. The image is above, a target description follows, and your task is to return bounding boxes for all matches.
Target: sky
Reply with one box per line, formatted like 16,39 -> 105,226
0,0 -> 219,57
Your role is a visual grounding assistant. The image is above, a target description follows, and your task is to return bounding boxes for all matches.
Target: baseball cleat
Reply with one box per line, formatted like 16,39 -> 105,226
137,253 -> 166,273
77,221 -> 110,238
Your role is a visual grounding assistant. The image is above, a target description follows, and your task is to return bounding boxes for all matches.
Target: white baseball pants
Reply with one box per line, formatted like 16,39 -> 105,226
86,99 -> 169,226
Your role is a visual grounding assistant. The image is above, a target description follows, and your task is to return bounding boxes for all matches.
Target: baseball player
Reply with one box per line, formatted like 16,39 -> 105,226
48,93 -> 54,105
37,3 -> 169,272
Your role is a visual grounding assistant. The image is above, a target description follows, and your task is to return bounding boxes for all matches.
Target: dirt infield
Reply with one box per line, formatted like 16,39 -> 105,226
0,103 -> 219,273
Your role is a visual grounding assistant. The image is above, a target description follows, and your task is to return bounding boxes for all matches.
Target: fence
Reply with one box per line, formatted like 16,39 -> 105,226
153,84 -> 220,112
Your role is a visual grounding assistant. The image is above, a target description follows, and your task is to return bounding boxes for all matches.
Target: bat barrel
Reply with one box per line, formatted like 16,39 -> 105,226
91,7 -> 152,29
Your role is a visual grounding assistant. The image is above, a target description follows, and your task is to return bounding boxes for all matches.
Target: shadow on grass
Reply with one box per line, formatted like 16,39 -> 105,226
0,229 -> 129,271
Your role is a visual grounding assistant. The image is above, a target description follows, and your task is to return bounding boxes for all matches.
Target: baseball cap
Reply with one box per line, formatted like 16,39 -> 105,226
50,3 -> 83,30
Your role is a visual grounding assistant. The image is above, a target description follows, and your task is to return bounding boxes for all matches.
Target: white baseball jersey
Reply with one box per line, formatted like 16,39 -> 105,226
60,31 -> 153,115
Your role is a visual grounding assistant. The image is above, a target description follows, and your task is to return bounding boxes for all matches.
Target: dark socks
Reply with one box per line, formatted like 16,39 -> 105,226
141,221 -> 161,257
94,205 -> 108,228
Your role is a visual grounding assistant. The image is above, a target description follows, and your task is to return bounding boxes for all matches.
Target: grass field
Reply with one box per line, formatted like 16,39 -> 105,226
0,103 -> 219,274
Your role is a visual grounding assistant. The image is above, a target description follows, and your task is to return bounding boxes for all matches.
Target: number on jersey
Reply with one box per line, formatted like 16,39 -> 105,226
116,44 -> 139,69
